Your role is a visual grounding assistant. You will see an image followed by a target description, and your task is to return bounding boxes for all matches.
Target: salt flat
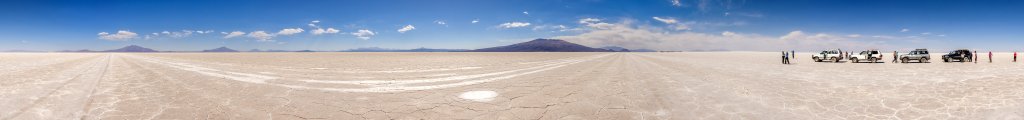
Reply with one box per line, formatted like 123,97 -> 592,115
1,52 -> 1023,119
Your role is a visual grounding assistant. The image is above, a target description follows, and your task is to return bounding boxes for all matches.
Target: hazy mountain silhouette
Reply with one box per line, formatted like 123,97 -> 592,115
631,49 -> 657,52
104,45 -> 158,52
469,38 -> 611,52
202,47 -> 239,52
343,47 -> 467,52
599,46 -> 630,52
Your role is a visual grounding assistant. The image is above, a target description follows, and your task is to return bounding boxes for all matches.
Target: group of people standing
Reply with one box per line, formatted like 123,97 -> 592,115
782,50 -> 794,64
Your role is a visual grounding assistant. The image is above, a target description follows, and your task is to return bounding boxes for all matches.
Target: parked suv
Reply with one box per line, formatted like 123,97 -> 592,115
812,49 -> 844,62
942,49 -> 973,62
849,50 -> 882,63
899,49 -> 930,63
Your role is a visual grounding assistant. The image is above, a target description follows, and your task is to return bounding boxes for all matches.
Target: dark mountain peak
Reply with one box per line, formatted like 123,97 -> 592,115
202,46 -> 239,52
469,38 -> 611,52
104,45 -> 158,52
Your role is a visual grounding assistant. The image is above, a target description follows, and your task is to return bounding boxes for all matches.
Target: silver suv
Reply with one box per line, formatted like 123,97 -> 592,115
812,49 -> 844,62
899,49 -> 930,63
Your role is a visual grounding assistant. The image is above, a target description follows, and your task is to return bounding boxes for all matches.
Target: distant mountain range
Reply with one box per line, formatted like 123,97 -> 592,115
202,47 -> 239,52
104,45 -> 158,52
42,39 -> 657,53
468,38 -> 612,52
343,47 -> 468,52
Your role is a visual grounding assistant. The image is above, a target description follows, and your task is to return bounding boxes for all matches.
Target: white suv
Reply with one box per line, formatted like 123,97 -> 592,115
812,49 -> 844,62
849,50 -> 883,63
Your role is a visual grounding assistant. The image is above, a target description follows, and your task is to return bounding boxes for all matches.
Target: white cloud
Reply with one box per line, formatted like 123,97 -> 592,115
224,31 -> 246,38
195,30 -> 214,34
498,22 -> 531,28
97,30 -> 138,41
220,32 -> 228,34
523,11 -> 529,15
309,20 -> 321,27
938,34 -> 947,37
578,18 -> 614,29
652,17 -> 678,24
311,28 -> 340,35
435,20 -> 446,25
579,18 -> 601,24
721,31 -> 736,36
276,28 -> 304,35
351,29 -> 376,40
671,0 -> 682,6
532,25 -> 569,32
174,30 -> 194,37
397,25 -> 415,33
553,20 -> 888,51
847,34 -> 862,38
901,28 -> 910,32
247,31 -> 274,41
920,32 -> 931,35
472,19 -> 479,24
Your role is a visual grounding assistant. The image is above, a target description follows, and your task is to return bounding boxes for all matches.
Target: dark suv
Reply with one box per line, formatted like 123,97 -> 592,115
942,49 -> 973,62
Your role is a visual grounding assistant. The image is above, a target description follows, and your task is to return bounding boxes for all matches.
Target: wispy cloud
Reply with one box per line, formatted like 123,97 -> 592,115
97,30 -> 138,41
397,25 -> 415,33
652,17 -> 678,24
901,28 -> 910,32
554,19 -> 894,51
223,31 -> 246,38
578,18 -> 614,29
471,19 -> 479,24
498,22 -> 531,28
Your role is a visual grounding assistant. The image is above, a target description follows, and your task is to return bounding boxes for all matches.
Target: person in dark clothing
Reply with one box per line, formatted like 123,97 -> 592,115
892,51 -> 898,63
989,51 -> 993,63
782,51 -> 787,64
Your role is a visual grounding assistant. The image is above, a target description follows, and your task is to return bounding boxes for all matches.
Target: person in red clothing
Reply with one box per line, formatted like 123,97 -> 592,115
989,51 -> 993,63
1015,52 -> 1018,62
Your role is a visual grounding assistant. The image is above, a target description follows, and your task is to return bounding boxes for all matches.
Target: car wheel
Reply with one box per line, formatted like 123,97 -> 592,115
853,58 -> 859,63
814,57 -> 820,62
833,57 -> 839,62
902,58 -> 909,63
922,58 -> 929,63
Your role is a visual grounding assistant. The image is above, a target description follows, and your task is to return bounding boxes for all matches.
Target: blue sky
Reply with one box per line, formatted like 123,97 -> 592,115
1,0 -> 1022,51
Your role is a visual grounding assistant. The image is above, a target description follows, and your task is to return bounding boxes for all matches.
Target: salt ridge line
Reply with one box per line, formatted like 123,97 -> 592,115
294,56 -> 590,86
135,53 -> 603,86
140,55 -> 487,74
125,53 -> 611,92
273,55 -> 601,92
134,53 -> 606,85
123,55 -> 277,84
